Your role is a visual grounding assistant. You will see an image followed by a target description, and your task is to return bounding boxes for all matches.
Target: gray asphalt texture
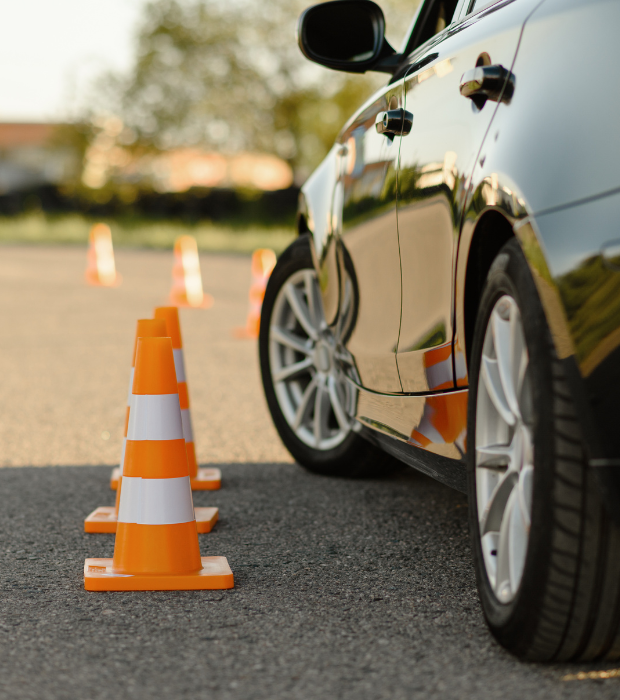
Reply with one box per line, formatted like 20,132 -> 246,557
0,246 -> 619,699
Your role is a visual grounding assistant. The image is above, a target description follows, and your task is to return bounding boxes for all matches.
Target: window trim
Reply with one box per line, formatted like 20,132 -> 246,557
465,0 -> 508,19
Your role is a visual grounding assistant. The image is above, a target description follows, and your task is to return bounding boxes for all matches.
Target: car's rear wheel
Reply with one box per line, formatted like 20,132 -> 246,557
468,238 -> 620,661
259,235 -> 399,477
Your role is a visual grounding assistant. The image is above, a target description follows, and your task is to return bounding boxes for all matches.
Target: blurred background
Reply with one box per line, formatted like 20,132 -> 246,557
1,0 -> 417,254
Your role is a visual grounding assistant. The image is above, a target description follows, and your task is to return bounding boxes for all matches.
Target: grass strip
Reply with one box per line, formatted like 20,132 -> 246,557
0,213 -> 296,255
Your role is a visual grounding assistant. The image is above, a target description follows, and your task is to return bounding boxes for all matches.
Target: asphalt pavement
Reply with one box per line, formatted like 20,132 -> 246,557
0,245 -> 618,700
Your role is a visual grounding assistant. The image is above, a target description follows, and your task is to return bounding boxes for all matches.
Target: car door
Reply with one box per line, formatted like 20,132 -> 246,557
332,80 -> 405,393
395,0 -> 542,392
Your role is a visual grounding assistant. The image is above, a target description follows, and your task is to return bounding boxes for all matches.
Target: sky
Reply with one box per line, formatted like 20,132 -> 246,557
0,0 -> 149,122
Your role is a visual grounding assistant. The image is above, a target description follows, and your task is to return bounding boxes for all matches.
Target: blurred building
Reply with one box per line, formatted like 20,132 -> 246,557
146,149 -> 294,192
0,119 -> 294,196
82,116 -> 294,193
0,123 -> 80,194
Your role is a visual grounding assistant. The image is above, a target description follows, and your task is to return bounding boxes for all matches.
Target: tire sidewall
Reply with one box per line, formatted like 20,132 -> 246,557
467,239 -> 557,653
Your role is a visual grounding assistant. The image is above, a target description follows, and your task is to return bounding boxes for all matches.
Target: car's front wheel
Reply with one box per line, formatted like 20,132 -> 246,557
468,238 -> 620,661
259,235 -> 398,477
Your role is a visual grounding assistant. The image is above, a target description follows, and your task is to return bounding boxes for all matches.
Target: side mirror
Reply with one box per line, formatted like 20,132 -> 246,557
297,0 -> 399,75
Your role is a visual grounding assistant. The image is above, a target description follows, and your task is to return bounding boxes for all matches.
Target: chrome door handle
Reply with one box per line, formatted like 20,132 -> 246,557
459,64 -> 515,104
375,109 -> 413,136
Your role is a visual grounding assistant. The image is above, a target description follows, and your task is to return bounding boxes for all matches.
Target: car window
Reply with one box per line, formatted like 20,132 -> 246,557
403,0 -> 461,57
468,0 -> 501,13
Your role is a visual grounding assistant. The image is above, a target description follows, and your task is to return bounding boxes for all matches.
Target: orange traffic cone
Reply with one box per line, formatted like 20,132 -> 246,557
85,337 -> 233,590
85,223 -> 121,287
154,306 -> 221,491
234,248 -> 276,339
169,235 -> 213,309
86,319 -> 218,534
109,319 -> 167,493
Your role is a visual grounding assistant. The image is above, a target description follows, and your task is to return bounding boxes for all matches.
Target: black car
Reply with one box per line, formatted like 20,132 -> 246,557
259,0 -> 620,662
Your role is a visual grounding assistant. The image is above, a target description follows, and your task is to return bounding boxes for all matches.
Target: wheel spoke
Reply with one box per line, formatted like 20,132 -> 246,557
508,485 -> 529,593
270,326 -> 313,355
511,307 -> 528,403
292,376 -> 318,431
492,308 -> 522,421
517,465 -> 533,530
313,377 -> 327,446
479,468 -> 518,536
273,357 -> 314,383
481,355 -> 516,426
285,282 -> 318,341
328,374 -> 350,431
495,487 -> 518,602
476,442 -> 513,470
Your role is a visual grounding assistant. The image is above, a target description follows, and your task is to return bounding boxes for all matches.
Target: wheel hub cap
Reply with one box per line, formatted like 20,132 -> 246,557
315,342 -> 332,373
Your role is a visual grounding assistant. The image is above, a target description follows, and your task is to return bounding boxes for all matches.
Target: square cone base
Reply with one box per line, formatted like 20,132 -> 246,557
85,507 -> 218,534
191,468 -> 222,491
110,467 -> 120,490
195,507 -> 219,533
84,556 -> 234,591
85,506 -> 117,533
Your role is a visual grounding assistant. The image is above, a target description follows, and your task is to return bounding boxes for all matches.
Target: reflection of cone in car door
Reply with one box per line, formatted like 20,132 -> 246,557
154,306 -> 221,491
234,248 -> 277,339
85,337 -> 233,590
169,235 -> 213,309
85,223 -> 121,287
86,320 -> 218,534
408,343 -> 467,453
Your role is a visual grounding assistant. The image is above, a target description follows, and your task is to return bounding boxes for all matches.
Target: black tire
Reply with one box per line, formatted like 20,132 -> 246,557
467,238 -> 620,661
259,235 -> 400,478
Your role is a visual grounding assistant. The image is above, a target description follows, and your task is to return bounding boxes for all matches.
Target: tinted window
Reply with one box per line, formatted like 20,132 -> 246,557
404,0 -> 460,56
469,0 -> 501,13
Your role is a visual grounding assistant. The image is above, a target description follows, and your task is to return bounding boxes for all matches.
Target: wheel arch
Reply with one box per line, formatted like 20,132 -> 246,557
461,209 -> 515,368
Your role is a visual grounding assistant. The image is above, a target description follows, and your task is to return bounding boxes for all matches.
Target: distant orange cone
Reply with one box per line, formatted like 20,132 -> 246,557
85,337 -> 233,590
154,306 -> 221,491
234,248 -> 276,339
86,319 -> 218,534
85,223 -> 121,287
169,235 -> 213,308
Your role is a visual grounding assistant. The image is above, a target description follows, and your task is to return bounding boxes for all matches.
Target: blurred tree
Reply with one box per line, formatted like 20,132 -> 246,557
96,0 -> 418,179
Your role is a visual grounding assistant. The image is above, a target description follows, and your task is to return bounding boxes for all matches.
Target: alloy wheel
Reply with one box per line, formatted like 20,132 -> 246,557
476,294 -> 534,604
268,268 -> 355,450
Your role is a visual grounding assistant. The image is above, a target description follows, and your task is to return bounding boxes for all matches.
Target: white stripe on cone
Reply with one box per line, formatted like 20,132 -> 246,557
180,409 -> 194,443
412,418 -> 445,445
127,394 -> 184,441
118,476 -> 195,524
173,349 -> 186,382
426,356 -> 453,390
119,437 -> 127,475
